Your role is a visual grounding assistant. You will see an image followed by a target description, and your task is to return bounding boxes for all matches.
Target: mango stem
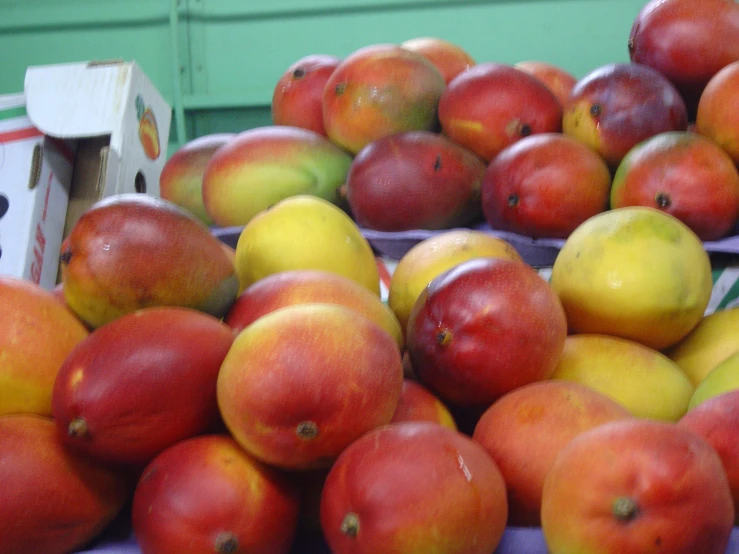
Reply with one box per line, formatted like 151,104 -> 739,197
612,496 -> 639,522
68,417 -> 89,438
215,532 -> 238,554
340,512 -> 360,538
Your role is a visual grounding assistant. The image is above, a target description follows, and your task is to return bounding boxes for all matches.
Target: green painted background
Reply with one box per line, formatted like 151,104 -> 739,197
0,0 -> 647,154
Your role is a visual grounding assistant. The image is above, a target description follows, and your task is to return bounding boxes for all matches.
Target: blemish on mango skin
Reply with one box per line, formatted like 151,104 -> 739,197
449,119 -> 485,134
436,328 -> 453,346
69,367 -> 85,391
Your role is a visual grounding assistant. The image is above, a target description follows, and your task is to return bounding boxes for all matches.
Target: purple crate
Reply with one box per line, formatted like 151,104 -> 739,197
76,525 -> 739,554
212,221 -> 739,268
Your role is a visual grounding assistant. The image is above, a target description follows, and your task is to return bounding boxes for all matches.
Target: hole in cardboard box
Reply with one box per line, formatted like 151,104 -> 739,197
0,194 -> 8,219
134,171 -> 146,194
28,145 -> 42,190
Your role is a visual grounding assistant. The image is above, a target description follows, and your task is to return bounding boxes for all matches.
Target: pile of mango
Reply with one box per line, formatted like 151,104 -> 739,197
3,0 -> 739,553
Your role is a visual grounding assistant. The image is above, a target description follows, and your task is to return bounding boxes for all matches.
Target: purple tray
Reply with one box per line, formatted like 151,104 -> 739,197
212,221 -> 739,267
77,525 -> 739,553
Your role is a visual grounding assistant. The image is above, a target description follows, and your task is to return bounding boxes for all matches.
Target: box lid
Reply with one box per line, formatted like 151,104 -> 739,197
23,59 -> 171,199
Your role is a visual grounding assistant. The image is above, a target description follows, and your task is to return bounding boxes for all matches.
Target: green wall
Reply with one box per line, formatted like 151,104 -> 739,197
0,0 -> 647,153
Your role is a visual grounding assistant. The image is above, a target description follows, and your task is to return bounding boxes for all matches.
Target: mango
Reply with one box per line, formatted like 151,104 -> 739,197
401,37 -> 475,85
667,306 -> 739,387
388,230 -> 522,335
408,257 -> 567,407
234,195 -> 380,295
345,130 -> 485,232
552,334 -> 694,421
52,307 -> 235,466
679,390 -> 739,523
320,421 -> 508,554
541,419 -> 734,554
629,0 -> 739,117
202,125 -> 353,227
482,133 -> 612,239
0,276 -> 88,416
562,63 -> 687,168
60,193 -> 239,328
217,303 -> 403,470
390,379 -> 457,430
610,131 -> 739,241
159,133 -> 235,225
0,414 -> 129,554
689,352 -> 739,409
322,43 -> 446,154
473,381 -> 631,526
272,54 -> 342,136
438,62 -> 563,162
224,269 -> 403,349
550,206 -> 712,351
696,61 -> 739,164
514,61 -> 577,107
132,434 -> 300,554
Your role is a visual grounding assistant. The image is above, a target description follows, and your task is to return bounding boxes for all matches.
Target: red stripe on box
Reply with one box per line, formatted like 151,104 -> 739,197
0,127 -> 43,144
376,257 -> 393,289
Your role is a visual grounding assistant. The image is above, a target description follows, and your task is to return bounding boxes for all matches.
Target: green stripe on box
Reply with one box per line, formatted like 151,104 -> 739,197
0,106 -> 27,121
716,270 -> 739,311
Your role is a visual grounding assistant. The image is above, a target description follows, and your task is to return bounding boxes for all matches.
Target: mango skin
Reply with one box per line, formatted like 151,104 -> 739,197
346,130 -> 485,232
679,390 -> 739,524
550,206 -> 712,351
132,434 -> 300,554
272,54 -> 342,136
407,257 -> 567,407
0,414 -> 130,554
514,61 -> 577,108
388,230 -> 522,336
234,195 -> 381,296
390,379 -> 457,430
610,131 -> 739,241
541,419 -> 734,554
61,193 -> 239,329
52,307 -> 235,467
473,381 -> 632,526
696,60 -> 739,164
401,37 -> 475,85
438,62 -> 563,162
629,0 -> 739,117
552,334 -> 694,422
217,303 -> 403,470
481,132 -> 612,239
224,269 -> 403,349
0,276 -> 88,417
323,44 -> 446,155
689,351 -> 739,410
562,63 -> 688,168
202,125 -> 353,227
159,133 -> 235,225
320,421 -> 508,554
667,307 -> 739,387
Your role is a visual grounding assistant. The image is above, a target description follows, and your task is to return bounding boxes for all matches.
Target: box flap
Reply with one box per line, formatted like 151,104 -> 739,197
24,60 -> 132,142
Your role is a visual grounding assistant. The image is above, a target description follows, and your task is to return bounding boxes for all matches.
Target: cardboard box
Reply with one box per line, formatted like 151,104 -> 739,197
0,60 -> 171,290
